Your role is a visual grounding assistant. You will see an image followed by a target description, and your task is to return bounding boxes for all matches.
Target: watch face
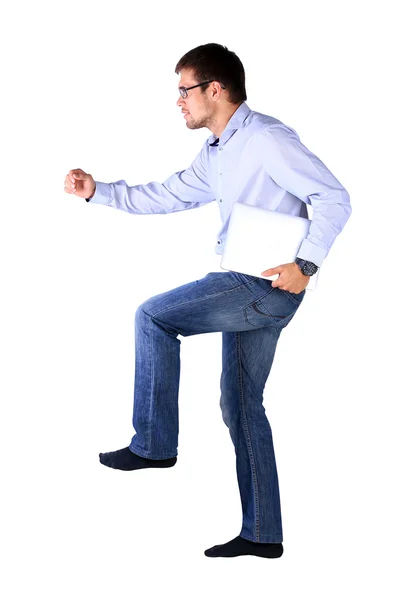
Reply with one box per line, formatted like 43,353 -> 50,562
304,264 -> 318,276
296,258 -> 318,276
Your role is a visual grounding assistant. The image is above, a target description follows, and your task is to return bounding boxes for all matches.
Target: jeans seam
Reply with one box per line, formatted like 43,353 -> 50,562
147,311 -> 154,452
236,331 -> 260,542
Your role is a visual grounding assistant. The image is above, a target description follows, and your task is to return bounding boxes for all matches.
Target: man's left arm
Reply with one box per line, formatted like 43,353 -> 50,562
259,124 -> 352,291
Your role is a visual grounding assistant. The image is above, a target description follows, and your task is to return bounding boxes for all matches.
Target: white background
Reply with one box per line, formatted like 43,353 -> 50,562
1,0 -> 399,598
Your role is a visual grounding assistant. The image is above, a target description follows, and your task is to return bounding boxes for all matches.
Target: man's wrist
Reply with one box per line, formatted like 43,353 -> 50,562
295,257 -> 319,276
85,187 -> 96,201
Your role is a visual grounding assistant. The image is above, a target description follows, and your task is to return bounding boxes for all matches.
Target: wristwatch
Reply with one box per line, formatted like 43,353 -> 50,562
295,257 -> 319,276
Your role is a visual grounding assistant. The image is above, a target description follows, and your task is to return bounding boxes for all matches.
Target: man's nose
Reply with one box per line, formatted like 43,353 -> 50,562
176,96 -> 184,107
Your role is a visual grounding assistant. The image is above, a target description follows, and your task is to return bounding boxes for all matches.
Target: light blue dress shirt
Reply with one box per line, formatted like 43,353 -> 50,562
87,102 -> 351,266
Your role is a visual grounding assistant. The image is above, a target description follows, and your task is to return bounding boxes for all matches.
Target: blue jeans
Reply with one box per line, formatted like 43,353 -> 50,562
129,270 -> 306,543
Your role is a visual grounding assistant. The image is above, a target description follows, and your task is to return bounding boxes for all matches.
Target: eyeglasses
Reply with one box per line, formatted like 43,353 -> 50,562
178,80 -> 226,99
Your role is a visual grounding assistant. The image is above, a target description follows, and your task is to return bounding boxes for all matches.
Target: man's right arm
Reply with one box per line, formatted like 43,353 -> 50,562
85,142 -> 215,214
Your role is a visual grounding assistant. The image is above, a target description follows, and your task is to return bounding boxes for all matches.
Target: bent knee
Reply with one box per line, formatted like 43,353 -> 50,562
220,395 -> 240,429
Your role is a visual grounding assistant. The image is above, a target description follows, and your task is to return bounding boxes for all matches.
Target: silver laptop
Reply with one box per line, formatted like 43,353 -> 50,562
220,202 -> 320,291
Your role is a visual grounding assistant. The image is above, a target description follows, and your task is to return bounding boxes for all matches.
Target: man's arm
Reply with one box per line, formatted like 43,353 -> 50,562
260,124 -> 352,267
86,142 -> 215,214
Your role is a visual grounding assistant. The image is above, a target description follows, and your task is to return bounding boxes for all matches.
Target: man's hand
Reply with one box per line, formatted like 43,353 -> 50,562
64,169 -> 96,199
261,262 -> 309,294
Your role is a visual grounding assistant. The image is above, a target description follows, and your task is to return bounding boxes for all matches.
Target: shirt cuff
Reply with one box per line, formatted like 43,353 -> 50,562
85,182 -> 112,205
296,238 -> 328,268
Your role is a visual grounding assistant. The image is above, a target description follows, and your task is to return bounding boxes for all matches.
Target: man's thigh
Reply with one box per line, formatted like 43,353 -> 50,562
137,271 -> 305,336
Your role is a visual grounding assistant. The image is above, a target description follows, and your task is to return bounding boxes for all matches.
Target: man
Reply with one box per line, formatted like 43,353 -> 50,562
64,43 -> 351,559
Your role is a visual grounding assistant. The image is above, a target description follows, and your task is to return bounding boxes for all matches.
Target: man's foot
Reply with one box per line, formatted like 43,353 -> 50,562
204,535 -> 283,558
99,446 -> 177,471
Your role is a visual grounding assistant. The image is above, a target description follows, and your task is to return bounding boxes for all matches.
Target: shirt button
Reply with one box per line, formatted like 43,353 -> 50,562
217,240 -> 221,244
219,199 -> 222,202
219,148 -> 223,151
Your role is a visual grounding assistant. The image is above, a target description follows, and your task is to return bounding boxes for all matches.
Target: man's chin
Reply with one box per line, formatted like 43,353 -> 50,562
186,120 -> 203,130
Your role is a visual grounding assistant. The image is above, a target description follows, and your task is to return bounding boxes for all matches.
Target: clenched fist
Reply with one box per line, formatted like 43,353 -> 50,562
64,169 -> 96,199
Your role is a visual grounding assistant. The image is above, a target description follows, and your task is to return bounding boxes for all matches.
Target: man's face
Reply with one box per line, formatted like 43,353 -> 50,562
176,68 -> 214,130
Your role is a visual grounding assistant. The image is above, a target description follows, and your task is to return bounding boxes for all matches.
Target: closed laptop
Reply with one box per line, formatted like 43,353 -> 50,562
220,202 -> 320,291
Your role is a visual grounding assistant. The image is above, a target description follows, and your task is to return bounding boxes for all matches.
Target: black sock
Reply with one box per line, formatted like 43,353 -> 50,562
204,535 -> 283,558
99,446 -> 177,471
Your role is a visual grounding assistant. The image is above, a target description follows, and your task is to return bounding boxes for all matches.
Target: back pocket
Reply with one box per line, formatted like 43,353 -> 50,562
244,287 -> 302,328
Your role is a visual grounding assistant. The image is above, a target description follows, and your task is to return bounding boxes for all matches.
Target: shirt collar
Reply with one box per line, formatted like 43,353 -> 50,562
207,101 -> 251,146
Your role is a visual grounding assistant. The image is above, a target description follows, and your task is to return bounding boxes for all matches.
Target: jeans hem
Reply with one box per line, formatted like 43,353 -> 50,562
129,442 -> 177,460
240,530 -> 283,544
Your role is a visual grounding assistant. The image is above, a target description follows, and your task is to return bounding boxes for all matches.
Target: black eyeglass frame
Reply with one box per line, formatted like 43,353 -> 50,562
178,80 -> 226,99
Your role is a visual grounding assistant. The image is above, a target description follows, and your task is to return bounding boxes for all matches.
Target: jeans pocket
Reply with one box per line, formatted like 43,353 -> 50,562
279,288 -> 306,306
244,287 -> 300,328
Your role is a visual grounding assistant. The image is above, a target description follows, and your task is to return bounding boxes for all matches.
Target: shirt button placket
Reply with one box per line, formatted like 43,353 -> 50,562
218,145 -> 223,203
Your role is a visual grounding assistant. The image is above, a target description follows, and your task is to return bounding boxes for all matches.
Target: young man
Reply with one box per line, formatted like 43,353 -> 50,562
64,43 -> 351,559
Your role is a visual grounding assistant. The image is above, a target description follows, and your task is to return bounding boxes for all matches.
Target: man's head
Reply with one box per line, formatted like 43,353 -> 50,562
175,43 -> 247,133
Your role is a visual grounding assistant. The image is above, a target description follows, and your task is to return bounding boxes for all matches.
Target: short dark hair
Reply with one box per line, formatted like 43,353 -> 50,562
175,43 -> 247,104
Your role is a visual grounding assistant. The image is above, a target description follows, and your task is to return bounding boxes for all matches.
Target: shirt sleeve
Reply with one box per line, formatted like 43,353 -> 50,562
85,141 -> 215,214
260,124 -> 352,266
